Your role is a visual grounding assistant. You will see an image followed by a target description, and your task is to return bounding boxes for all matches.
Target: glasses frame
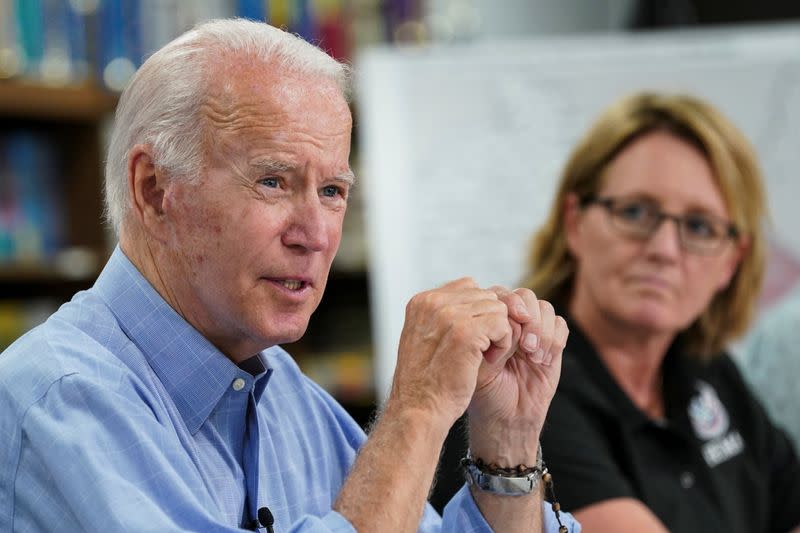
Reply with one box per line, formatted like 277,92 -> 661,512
580,194 -> 740,255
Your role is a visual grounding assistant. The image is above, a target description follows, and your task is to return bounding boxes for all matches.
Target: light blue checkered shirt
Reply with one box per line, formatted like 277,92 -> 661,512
0,247 -> 578,532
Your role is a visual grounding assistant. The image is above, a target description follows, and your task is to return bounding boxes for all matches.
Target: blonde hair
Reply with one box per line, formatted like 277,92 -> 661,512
523,92 -> 768,357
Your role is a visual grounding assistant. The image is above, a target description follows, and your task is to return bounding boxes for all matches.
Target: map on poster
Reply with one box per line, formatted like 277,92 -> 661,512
355,24 -> 800,398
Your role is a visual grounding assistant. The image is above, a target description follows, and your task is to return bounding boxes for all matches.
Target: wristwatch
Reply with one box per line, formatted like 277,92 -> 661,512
461,443 -> 543,496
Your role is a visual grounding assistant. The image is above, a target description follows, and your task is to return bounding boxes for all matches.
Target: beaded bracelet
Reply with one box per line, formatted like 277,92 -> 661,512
467,456 -> 542,477
542,461 -> 569,533
462,450 -> 569,533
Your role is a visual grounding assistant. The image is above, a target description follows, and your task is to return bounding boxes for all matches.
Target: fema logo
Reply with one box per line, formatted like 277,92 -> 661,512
688,381 -> 729,441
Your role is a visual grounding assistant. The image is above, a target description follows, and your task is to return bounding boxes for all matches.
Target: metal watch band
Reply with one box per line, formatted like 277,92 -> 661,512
461,443 -> 543,496
463,462 -> 542,495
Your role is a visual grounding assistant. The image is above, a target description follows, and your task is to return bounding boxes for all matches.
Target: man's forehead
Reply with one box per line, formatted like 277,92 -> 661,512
208,56 -> 343,104
202,66 -> 349,129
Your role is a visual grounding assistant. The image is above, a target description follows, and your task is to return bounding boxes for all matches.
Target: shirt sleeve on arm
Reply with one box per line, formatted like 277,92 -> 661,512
439,484 -> 582,533
288,510 -> 357,532
13,373 -> 250,532
723,355 -> 800,533
16,369 -> 431,533
714,354 -> 800,533
766,425 -> 800,533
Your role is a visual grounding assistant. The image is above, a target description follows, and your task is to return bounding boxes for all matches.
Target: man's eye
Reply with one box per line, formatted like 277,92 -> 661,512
259,177 -> 279,188
322,185 -> 344,198
684,216 -> 717,239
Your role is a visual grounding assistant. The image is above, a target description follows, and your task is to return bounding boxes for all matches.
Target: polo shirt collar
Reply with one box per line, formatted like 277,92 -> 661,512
94,246 -> 271,434
562,312 -> 697,429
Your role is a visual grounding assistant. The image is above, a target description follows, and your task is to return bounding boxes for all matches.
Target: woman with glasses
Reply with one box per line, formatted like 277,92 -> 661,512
526,92 -> 800,533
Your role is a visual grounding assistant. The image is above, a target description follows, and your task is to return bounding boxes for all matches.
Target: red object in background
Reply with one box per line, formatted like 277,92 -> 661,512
759,237 -> 800,311
315,2 -> 351,62
318,17 -> 350,61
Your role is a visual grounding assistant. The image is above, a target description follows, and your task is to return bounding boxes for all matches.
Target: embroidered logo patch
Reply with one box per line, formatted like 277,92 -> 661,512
689,380 -> 744,467
688,381 -> 729,440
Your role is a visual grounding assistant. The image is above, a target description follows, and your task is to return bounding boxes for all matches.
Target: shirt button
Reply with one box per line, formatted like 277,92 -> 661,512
679,471 -> 695,489
231,378 -> 246,391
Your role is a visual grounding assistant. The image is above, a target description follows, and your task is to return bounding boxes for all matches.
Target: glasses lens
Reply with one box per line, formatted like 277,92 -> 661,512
601,197 -> 732,255
679,214 -> 725,253
609,199 -> 658,237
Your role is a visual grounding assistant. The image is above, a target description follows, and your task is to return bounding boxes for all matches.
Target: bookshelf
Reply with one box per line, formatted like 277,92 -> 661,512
0,82 -> 118,120
0,81 -> 116,275
0,80 -> 117,351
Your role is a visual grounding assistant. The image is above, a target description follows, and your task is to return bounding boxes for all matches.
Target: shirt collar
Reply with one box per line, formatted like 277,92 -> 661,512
94,246 -> 272,434
560,310 -> 695,428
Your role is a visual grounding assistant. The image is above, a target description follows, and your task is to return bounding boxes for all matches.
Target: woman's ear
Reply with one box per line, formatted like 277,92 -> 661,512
717,236 -> 750,292
563,193 -> 583,257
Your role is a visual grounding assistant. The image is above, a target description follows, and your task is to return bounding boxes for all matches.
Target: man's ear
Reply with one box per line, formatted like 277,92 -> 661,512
127,144 -> 168,239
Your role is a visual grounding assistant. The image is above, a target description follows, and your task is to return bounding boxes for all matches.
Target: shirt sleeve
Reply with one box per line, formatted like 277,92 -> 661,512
11,373 -> 371,533
12,374 -> 251,532
711,353 -> 800,533
722,355 -> 800,533
765,423 -> 800,533
436,484 -> 581,533
8,368 -> 582,533
541,385 -> 637,511
288,510 -> 358,532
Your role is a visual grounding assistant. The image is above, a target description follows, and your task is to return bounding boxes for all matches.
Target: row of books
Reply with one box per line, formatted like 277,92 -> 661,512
0,0 -> 420,91
0,131 -> 64,265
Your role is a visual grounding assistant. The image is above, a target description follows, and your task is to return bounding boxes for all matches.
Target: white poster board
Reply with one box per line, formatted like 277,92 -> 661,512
355,24 -> 800,400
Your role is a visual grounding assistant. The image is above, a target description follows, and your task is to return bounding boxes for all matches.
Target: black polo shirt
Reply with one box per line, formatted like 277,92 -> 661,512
541,319 -> 800,533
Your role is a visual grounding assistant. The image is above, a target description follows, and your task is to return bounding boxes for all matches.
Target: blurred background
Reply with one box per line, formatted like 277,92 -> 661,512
1,0 -> 799,427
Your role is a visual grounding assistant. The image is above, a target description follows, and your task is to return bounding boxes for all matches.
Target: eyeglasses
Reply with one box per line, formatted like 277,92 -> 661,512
581,195 -> 739,255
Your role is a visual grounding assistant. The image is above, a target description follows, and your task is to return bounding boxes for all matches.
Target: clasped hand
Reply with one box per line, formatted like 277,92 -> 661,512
389,277 -> 568,466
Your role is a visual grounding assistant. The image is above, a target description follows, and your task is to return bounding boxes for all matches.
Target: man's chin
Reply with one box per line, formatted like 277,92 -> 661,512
280,329 -> 307,345
270,317 -> 311,345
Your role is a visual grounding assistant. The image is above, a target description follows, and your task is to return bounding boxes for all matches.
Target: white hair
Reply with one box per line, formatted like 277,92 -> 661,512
104,18 -> 352,236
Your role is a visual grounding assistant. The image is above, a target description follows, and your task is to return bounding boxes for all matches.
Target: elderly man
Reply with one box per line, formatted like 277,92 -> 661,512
0,19 -> 576,532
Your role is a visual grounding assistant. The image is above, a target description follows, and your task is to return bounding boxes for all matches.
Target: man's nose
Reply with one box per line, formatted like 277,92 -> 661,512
282,195 -> 331,252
